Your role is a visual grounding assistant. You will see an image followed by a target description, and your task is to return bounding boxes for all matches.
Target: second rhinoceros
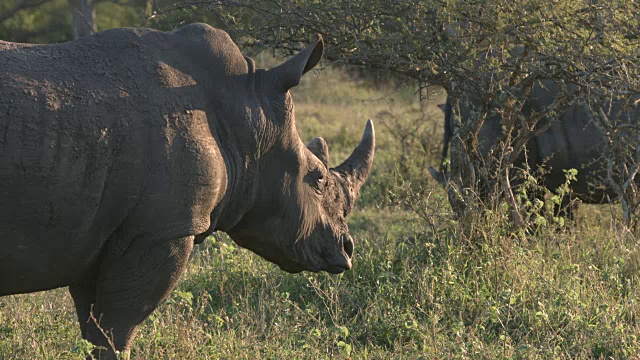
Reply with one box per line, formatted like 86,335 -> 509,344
430,80 -> 639,219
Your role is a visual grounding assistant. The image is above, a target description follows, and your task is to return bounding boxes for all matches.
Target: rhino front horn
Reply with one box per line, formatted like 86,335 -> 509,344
335,119 -> 376,193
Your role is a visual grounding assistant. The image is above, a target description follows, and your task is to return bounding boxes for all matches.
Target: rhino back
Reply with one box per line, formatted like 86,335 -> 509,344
0,24 -> 234,293
529,81 -> 628,201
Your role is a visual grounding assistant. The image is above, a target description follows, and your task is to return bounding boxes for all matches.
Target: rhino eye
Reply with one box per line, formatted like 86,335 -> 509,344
309,170 -> 325,193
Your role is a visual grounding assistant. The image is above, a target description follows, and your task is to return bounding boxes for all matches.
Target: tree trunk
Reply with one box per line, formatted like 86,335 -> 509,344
145,0 -> 154,16
70,0 -> 96,40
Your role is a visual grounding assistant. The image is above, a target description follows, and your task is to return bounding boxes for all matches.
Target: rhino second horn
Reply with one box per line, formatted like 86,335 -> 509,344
335,119 -> 376,190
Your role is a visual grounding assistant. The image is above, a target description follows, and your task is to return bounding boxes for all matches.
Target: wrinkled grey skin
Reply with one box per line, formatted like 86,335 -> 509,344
430,80 -> 639,217
0,23 -> 375,358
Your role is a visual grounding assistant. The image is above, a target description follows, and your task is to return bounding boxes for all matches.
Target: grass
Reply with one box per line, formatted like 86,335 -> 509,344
1,63 -> 639,359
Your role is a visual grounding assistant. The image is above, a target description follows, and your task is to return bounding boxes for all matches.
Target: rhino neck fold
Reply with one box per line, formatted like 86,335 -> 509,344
214,153 -> 260,233
208,108 -> 265,235
205,71 -> 294,237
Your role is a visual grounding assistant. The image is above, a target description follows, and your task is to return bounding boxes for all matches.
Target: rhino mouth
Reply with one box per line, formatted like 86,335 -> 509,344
311,233 -> 353,274
277,235 -> 353,274
230,231 -> 354,274
325,233 -> 354,273
323,258 -> 352,274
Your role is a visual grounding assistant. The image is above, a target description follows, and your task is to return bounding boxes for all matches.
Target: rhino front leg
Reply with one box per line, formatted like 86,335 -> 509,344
82,236 -> 194,359
69,281 -> 96,339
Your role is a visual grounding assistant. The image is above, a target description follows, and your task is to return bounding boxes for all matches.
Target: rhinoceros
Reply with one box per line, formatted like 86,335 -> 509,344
429,80 -> 639,219
0,23 -> 375,358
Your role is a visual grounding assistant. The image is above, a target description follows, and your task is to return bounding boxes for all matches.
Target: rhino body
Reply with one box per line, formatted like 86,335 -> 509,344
0,23 -> 375,358
430,80 -> 639,216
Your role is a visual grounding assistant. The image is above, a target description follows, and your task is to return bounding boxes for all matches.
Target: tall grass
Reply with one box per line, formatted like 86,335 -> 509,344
1,65 -> 639,359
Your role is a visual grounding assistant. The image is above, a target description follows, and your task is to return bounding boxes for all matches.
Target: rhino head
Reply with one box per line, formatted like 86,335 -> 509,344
219,36 -> 375,274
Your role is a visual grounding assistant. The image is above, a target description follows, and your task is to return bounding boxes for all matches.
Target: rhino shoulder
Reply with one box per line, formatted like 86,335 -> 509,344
173,22 -> 230,40
169,23 -> 248,76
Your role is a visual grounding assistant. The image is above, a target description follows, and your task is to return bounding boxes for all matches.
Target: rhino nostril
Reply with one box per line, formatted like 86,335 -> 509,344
343,236 -> 354,258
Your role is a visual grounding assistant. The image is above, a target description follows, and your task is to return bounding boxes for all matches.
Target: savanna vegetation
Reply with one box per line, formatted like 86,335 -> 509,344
1,1 -> 640,359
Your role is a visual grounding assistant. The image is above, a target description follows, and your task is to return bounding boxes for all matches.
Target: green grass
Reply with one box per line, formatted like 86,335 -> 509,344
1,65 -> 639,359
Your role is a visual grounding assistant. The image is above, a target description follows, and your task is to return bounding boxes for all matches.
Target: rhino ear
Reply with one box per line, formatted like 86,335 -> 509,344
270,35 -> 324,92
307,137 -> 329,168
